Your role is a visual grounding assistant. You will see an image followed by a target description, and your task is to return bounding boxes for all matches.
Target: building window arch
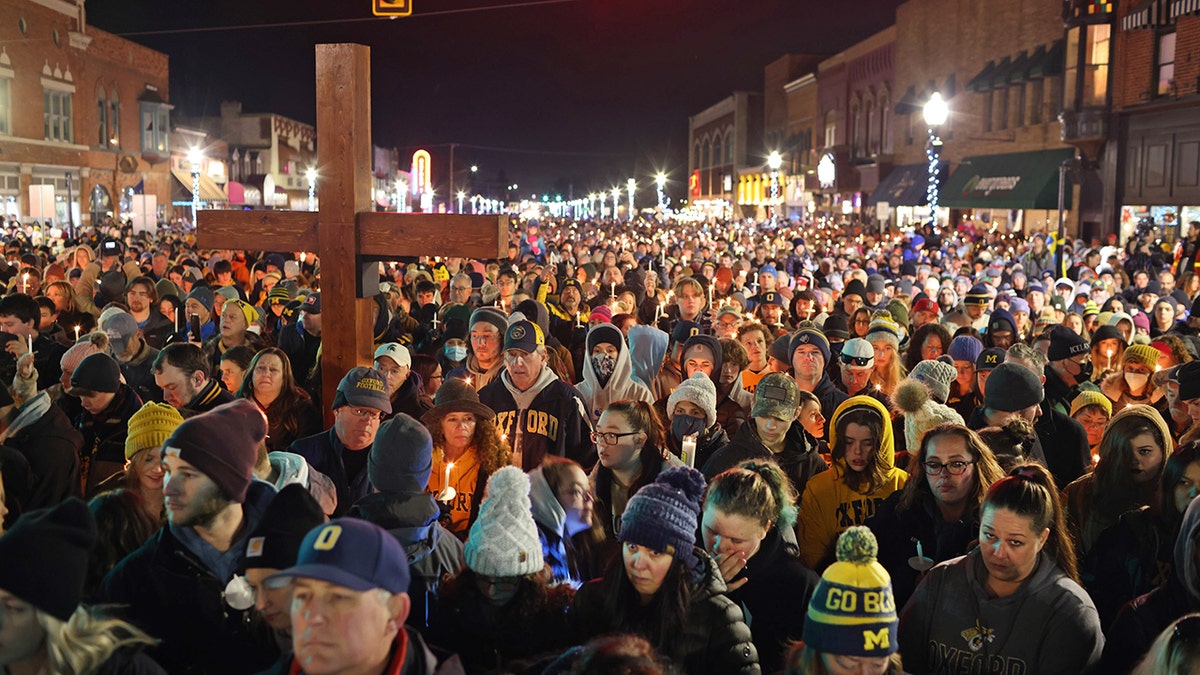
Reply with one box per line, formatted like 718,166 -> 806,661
824,110 -> 837,148
694,140 -> 702,169
849,98 -> 863,158
701,137 -> 711,168
864,93 -> 877,157
877,87 -> 890,153
709,136 -> 720,168
108,88 -> 120,149
96,85 -> 107,147
724,128 -> 734,164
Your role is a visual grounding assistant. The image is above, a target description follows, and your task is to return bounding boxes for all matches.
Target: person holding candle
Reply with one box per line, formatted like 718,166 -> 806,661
421,376 -> 509,540
1090,324 -> 1127,382
1099,343 -> 1163,409
0,293 -> 67,392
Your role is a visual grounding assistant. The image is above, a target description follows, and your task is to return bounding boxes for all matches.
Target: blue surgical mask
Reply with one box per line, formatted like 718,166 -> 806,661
672,413 -> 706,441
447,345 -> 467,362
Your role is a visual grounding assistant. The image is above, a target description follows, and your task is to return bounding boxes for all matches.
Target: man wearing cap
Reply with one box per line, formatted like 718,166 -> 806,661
1044,326 -> 1101,417
153,342 -> 236,414
754,291 -> 789,329
449,307 -> 507,391
910,296 -> 940,329
279,292 -> 323,397
1005,344 -> 1091,487
183,285 -> 219,342
375,342 -> 430,420
791,324 -> 848,441
479,319 -> 593,471
835,338 -> 887,404
102,310 -> 162,405
98,399 -> 280,673
702,371 -> 829,498
260,518 -> 457,675
290,367 -> 393,516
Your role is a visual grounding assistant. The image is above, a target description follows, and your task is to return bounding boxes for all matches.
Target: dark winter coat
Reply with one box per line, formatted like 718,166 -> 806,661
289,427 -> 370,517
4,395 -> 81,509
260,628 -> 464,675
1035,404 -> 1091,489
479,369 -> 594,471
140,309 -> 176,349
387,373 -> 434,421
701,419 -> 829,499
568,549 -> 760,675
120,339 -> 163,404
96,481 -> 280,674
810,373 -> 849,442
1083,505 -> 1177,631
77,384 -> 143,495
185,378 -> 236,416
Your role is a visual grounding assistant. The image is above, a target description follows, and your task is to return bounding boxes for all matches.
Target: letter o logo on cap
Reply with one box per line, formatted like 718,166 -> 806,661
313,525 -> 343,551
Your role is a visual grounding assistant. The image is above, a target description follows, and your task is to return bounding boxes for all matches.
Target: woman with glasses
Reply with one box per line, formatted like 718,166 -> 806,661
703,459 -> 819,673
852,307 -> 872,339
903,323 -> 953,375
898,463 -> 1103,674
236,347 -> 321,453
529,455 -> 601,587
590,400 -> 683,544
866,424 -> 1004,608
411,353 -> 443,408
1063,405 -> 1173,558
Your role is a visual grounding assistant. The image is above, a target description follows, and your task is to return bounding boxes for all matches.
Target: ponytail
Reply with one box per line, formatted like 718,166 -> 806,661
706,459 -> 798,529
984,462 -> 1078,582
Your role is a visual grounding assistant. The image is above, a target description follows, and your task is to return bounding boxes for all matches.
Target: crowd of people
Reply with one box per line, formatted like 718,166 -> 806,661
7,214 -> 1200,673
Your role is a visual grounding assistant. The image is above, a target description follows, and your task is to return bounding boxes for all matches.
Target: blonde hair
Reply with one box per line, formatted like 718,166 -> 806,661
37,605 -> 157,675
1132,613 -> 1200,675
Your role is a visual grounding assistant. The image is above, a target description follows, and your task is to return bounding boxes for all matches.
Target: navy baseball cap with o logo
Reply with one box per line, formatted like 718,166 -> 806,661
504,319 -> 544,353
266,518 -> 410,594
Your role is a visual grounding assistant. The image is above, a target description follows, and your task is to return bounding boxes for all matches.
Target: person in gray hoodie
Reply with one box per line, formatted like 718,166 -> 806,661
347,413 -> 465,631
898,462 -> 1103,674
577,323 -> 653,424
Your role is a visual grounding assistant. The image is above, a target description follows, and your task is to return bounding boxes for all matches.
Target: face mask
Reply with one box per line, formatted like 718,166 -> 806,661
446,345 -> 467,362
591,354 -> 616,382
1125,372 -> 1150,392
672,413 -> 707,441
1075,361 -> 1093,381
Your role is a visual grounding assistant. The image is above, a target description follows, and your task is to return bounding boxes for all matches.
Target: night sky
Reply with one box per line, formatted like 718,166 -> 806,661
87,0 -> 901,199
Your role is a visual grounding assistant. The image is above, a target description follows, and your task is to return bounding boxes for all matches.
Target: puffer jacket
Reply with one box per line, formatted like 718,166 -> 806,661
701,418 -> 828,500
576,324 -> 654,423
797,396 -> 907,571
569,549 -> 760,675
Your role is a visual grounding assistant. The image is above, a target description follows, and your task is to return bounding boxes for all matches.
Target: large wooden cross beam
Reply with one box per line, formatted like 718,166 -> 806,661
198,43 -> 505,420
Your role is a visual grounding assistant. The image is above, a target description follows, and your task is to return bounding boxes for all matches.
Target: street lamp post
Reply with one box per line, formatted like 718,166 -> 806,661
922,92 -> 949,232
186,148 -> 203,226
767,151 -> 783,224
457,190 -> 466,215
611,187 -> 621,220
305,167 -> 317,212
627,178 -> 636,220
655,173 -> 666,210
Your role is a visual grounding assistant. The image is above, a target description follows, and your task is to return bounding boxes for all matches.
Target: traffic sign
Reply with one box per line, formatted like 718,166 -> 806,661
373,0 -> 412,16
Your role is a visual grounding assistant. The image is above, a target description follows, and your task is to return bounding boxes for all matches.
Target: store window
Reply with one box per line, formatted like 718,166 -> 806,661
878,89 -> 890,153
995,87 -> 1009,130
865,97 -> 878,157
724,132 -> 734,164
44,89 -> 72,142
1157,31 -> 1176,97
140,102 -> 169,154
97,87 -> 107,147
1014,83 -> 1026,128
108,90 -> 120,148
1030,79 -> 1044,124
1065,24 -> 1111,108
0,76 -> 9,136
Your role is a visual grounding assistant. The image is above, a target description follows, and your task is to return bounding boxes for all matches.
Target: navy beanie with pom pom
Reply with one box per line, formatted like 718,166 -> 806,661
618,466 -> 706,572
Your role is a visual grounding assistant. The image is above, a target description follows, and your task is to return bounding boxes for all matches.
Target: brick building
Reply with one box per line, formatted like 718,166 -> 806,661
890,0 -> 1074,235
687,91 -> 762,218
748,54 -> 823,221
0,0 -> 172,227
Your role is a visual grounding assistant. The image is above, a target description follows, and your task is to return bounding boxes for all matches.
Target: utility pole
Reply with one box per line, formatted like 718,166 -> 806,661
448,143 -> 456,213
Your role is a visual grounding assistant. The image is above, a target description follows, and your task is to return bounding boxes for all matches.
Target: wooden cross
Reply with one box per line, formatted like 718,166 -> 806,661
197,43 -> 505,421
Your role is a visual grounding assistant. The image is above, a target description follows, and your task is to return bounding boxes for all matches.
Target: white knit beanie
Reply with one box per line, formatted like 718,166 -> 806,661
893,379 -> 965,452
464,466 -> 544,578
667,373 -> 718,426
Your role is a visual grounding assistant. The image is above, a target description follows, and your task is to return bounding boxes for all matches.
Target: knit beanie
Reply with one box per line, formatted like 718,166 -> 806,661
618,466 -> 705,573
368,413 -> 433,495
667,372 -> 718,426
244,483 -> 326,572
946,335 -> 983,364
964,284 -> 991,306
907,358 -> 957,404
803,527 -> 898,657
1047,325 -> 1090,361
790,326 -> 831,366
885,300 -> 909,329
469,307 -> 508,336
125,401 -> 185,460
464,466 -> 544,577
1122,343 -> 1161,369
187,286 -> 215,313
865,311 -> 902,350
587,323 -> 624,354
982,362 -> 1044,412
769,334 -> 792,364
843,279 -> 867,303
1181,362 -> 1200,401
267,286 -> 292,304
589,305 -> 613,323
70,352 -> 123,394
1070,390 -> 1113,418
162,399 -> 266,503
987,308 -> 1017,335
893,378 -> 965,452
0,498 -> 96,620
225,298 -> 260,327
680,334 -> 724,375
60,332 -> 110,373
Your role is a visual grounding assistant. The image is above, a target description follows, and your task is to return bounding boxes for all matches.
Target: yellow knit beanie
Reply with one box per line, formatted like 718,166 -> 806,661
125,402 -> 185,460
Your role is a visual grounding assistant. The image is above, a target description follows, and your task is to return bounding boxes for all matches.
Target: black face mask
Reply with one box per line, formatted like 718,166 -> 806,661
1076,361 -> 1093,381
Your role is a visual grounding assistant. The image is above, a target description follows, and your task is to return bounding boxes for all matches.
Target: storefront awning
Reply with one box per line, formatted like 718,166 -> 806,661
867,162 -> 946,207
939,148 -> 1075,210
171,169 -> 227,203
894,86 -> 918,115
965,61 -> 997,93
1028,40 -> 1065,79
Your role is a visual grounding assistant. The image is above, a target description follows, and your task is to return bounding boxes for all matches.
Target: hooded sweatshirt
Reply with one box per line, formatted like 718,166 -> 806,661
528,465 -> 591,587
899,548 -> 1103,675
628,324 -> 669,392
577,324 -> 654,423
797,395 -> 907,570
480,365 -> 594,471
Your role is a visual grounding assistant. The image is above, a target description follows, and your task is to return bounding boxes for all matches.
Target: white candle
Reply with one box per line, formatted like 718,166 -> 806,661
299,252 -> 306,265
26,334 -> 32,354
610,281 -> 616,297
176,308 -> 181,332
575,312 -> 583,328
21,272 -> 28,294
431,313 -> 440,330
443,461 -> 453,490
74,325 -> 80,341
1106,349 -> 1113,371
681,434 -> 697,468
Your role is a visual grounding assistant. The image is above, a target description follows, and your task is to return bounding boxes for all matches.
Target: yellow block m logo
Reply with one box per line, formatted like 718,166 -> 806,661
863,628 -> 890,650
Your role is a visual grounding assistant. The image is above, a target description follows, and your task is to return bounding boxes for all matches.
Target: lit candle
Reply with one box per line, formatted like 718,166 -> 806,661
430,313 -> 440,330
299,252 -> 306,266
74,325 -> 80,342
1106,349 -> 1113,371
575,312 -> 583,328
681,434 -> 697,468
610,281 -> 616,297
21,272 -> 28,294
443,461 -> 453,490
26,334 -> 32,354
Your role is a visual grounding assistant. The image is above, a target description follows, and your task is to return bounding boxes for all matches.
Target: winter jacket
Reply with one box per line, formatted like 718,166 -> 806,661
120,339 -> 163,405
808,373 -> 849,442
569,549 -> 760,675
798,396 -> 907,571
261,628 -> 464,675
628,324 -> 669,392
289,427 -> 371,517
255,394 -> 323,453
589,447 -> 684,544
1043,365 -> 1101,419
899,549 -> 1104,675
96,481 -> 280,674
725,527 -> 819,674
529,465 -> 593,587
139,309 -> 176,349
865,489 -> 980,609
1063,470 -> 1158,559
576,324 -> 654,423
388,374 -> 433,421
702,419 -> 829,500
447,354 -> 504,391
0,331 -> 67,392
671,421 -> 730,471
77,384 -> 143,496
652,353 -> 684,402
265,450 -> 338,516
479,367 -> 594,471
1099,498 -> 1200,673
715,388 -> 749,437
1083,505 -> 1177,631
349,491 -> 466,630
92,645 -> 167,675
185,378 -> 236,416
0,392 -> 81,509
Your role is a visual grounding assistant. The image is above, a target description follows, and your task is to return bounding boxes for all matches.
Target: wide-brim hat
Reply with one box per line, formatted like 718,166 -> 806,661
421,376 -> 496,424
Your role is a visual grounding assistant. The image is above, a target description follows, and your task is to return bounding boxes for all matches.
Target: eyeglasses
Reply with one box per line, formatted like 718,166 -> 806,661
345,407 -> 383,421
922,460 -> 975,475
590,430 -> 640,445
840,354 -> 872,367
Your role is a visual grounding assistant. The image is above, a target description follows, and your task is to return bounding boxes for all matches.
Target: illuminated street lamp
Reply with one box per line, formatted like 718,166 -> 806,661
457,190 -> 466,214
767,151 -> 783,223
186,147 -> 203,225
611,186 -> 621,220
655,172 -> 666,209
923,91 -> 949,231
627,178 -> 636,220
305,167 -> 317,211
395,179 -> 407,212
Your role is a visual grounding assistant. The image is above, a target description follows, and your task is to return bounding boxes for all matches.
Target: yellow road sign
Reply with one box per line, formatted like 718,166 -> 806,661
373,0 -> 412,16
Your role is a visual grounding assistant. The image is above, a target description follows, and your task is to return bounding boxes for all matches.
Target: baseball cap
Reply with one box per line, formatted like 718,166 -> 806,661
976,347 -> 1006,372
373,342 -> 411,369
301,292 -> 321,314
839,338 -> 875,370
101,311 -> 139,355
334,367 -> 392,413
751,373 -> 801,421
266,518 -> 410,594
504,319 -> 544,353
